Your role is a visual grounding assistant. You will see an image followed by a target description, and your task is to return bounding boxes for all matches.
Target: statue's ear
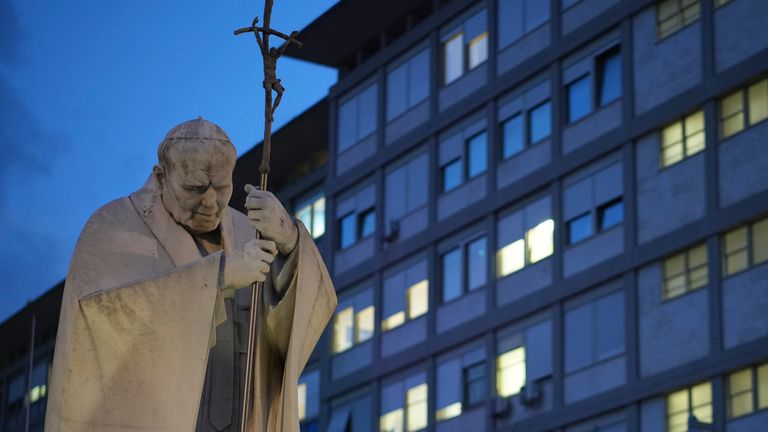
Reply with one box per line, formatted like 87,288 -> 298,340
153,165 -> 165,189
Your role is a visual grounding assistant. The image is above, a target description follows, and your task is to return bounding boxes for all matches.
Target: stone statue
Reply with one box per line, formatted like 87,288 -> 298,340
44,118 -> 337,432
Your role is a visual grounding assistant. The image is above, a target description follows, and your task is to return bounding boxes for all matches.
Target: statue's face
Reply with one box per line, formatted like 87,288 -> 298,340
157,142 -> 236,235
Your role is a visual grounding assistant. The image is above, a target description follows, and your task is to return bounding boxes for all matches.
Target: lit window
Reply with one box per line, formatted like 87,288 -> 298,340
748,79 -> 768,125
666,382 -> 712,432
443,33 -> 464,85
721,90 -> 745,139
723,216 -> 768,277
435,402 -> 462,421
719,77 -> 768,140
497,347 -> 526,397
442,159 -> 463,192
295,195 -> 326,239
333,291 -> 375,354
406,383 -> 428,431
297,382 -> 307,421
467,132 -> 488,178
567,213 -> 593,244
597,48 -> 622,106
333,307 -> 354,353
661,110 -> 705,168
407,280 -> 429,319
356,306 -> 375,343
442,236 -> 488,302
567,75 -> 592,123
467,32 -> 488,70
380,409 -> 404,432
663,243 -> 708,300
497,218 -> 554,278
382,272 -> 429,333
656,0 -> 701,40
728,368 -> 754,418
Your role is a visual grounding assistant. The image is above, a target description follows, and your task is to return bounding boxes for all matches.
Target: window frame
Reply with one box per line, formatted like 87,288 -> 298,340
440,9 -> 488,87
386,46 -> 431,123
656,0 -> 702,41
660,109 -> 706,169
439,130 -> 489,193
719,77 -> 768,141
294,192 -> 326,239
440,235 -> 489,304
564,44 -> 622,125
381,260 -> 430,333
337,81 -> 379,154
500,99 -> 552,160
333,289 -> 375,354
666,381 -> 713,431
722,216 -> 768,278
497,0 -> 551,50
462,362 -> 487,408
565,198 -> 624,246
661,243 -> 709,301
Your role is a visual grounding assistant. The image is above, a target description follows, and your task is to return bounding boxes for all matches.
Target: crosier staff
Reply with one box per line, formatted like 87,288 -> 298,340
234,2 -> 302,430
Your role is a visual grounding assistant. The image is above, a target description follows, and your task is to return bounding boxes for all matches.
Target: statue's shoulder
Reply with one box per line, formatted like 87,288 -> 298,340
79,196 -> 142,240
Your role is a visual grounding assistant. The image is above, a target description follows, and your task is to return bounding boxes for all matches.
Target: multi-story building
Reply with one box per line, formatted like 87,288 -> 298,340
4,1 -> 768,431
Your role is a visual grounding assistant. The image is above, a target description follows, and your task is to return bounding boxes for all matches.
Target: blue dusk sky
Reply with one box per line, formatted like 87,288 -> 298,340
0,0 -> 339,323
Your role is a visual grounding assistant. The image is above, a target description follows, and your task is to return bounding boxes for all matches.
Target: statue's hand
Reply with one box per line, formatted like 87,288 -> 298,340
244,184 -> 299,255
223,239 -> 277,289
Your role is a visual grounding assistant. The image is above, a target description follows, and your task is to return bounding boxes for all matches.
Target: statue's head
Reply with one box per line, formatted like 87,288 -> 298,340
153,118 -> 237,235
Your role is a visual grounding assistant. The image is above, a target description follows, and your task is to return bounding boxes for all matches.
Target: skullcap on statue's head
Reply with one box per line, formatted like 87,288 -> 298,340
157,117 -> 235,169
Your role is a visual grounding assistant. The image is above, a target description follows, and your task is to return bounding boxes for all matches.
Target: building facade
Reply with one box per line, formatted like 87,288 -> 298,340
3,0 -> 768,431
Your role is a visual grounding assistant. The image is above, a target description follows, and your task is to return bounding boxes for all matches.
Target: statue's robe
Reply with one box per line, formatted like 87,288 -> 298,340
44,176 -> 337,432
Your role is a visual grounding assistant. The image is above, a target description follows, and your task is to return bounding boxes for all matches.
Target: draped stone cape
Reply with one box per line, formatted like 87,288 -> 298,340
44,175 -> 337,432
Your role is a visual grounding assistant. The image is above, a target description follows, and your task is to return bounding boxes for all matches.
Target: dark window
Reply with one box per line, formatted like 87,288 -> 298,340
529,101 -> 552,143
359,208 -> 376,239
300,421 -> 319,432
467,132 -> 488,178
467,237 -> 488,290
567,213 -> 593,244
597,48 -> 622,106
442,248 -> 463,302
497,0 -> 551,48
442,236 -> 488,302
387,48 -> 431,121
567,75 -> 592,123
338,84 -> 379,152
463,363 -> 486,407
502,114 -> 524,158
339,213 -> 357,249
442,159 -> 463,192
598,199 -> 624,230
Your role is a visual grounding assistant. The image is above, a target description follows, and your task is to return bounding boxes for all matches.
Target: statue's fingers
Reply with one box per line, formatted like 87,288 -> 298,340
245,196 -> 267,209
256,239 -> 277,256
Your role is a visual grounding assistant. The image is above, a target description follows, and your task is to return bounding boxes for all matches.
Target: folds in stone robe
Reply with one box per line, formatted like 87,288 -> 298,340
44,176 -> 337,432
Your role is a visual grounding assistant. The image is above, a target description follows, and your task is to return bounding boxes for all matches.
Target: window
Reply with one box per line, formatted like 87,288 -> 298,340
338,82 -> 378,152
501,100 -> 552,159
565,46 -> 622,124
565,291 -> 625,372
497,347 -> 526,397
497,197 -> 554,278
338,208 -> 376,249
442,10 -> 487,85
333,289 -> 375,354
563,162 -> 624,245
657,0 -> 701,40
723,216 -> 768,276
597,48 -> 622,106
382,260 -> 429,332
727,362 -> 768,418
661,109 -> 705,168
435,347 -> 485,422
720,77 -> 768,139
298,370 -> 320,423
381,375 -> 428,432
441,236 -> 488,302
295,194 -> 326,239
666,382 -> 712,432
385,153 -> 428,231
663,243 -> 708,300
497,0 -> 550,49
387,48 -> 431,121
440,131 -> 488,192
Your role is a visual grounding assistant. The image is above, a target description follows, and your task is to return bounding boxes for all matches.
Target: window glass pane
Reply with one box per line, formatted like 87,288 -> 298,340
527,219 -> 554,263
358,84 -> 378,140
497,239 -> 525,277
382,311 -> 406,332
387,63 -> 409,121
729,368 -> 754,418
681,0 -> 701,25
497,0 -> 523,47
338,99 -> 357,152
468,237 -> 488,290
752,217 -> 768,265
664,253 -> 687,299
684,110 -> 706,156
435,402 -> 462,421
598,49 -> 622,106
407,280 -> 429,319
691,382 -> 712,423
406,384 -> 428,432
468,32 -> 488,69
312,197 -> 326,239
442,159 -> 463,192
568,75 -> 592,123
667,388 -> 689,432
380,409 -> 404,432
721,91 -> 745,139
599,199 -> 624,230
334,307 -> 354,353
565,304 -> 592,371
464,362 -> 486,406
442,248 -> 463,302
443,33 -> 464,85
758,363 -> 768,409
748,79 -> 768,125
724,227 -> 749,275
687,244 -> 709,290
568,213 -> 593,244
356,305 -> 375,343
339,213 -> 357,249
467,132 -> 488,178
525,0 -> 550,31
661,121 -> 684,167
497,347 -> 526,397
595,292 -> 625,359
359,209 -> 376,239
529,101 -> 552,143
408,49 -> 431,107
298,382 -> 307,420
502,114 -> 524,159
296,204 -> 313,233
